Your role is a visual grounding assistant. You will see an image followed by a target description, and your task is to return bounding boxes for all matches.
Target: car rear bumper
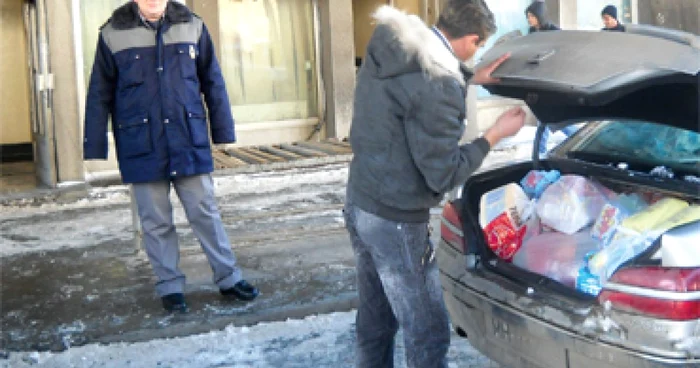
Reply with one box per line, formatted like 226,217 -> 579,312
440,271 -> 700,368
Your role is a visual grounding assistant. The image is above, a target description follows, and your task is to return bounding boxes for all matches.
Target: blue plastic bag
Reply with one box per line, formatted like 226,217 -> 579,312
520,170 -> 561,199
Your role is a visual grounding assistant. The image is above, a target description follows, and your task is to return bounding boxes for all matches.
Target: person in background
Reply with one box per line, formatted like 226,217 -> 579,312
602,5 -> 626,32
525,0 -> 559,33
524,1 -> 576,155
83,0 -> 259,313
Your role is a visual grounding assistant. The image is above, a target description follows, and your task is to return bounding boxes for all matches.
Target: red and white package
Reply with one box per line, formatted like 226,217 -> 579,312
484,212 -> 528,261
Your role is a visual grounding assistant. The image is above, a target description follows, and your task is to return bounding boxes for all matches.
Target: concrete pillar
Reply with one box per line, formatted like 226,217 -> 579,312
629,0 -> 639,23
47,0 -> 84,183
318,0 -> 355,140
559,0 -> 578,30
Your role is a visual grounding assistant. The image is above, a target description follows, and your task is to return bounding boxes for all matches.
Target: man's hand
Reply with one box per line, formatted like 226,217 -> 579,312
483,107 -> 526,147
471,53 -> 510,85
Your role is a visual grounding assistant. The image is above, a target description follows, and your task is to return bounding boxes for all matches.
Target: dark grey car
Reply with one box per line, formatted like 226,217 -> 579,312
437,26 -> 700,368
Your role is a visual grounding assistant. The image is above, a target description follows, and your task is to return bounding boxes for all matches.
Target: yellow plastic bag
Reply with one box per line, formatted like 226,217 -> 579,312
614,197 -> 688,236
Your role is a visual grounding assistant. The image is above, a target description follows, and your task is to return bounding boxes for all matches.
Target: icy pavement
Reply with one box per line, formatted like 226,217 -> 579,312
0,163 -> 349,258
0,132 -> 538,366
1,311 -> 498,368
0,130 -> 540,259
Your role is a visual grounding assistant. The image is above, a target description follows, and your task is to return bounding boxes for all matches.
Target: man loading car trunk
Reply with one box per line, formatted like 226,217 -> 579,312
343,1 -> 526,367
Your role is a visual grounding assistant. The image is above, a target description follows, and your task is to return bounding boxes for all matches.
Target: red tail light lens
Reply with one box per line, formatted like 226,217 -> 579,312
607,267 -> 699,292
598,267 -> 700,321
441,202 -> 465,253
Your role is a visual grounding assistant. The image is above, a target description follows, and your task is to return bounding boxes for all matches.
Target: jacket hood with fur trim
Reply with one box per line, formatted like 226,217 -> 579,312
365,6 -> 469,85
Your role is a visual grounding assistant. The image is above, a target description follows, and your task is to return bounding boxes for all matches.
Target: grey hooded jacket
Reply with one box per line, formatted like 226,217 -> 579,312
347,6 -> 491,223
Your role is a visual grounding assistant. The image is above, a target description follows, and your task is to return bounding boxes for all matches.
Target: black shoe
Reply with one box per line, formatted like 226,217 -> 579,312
161,293 -> 189,313
220,280 -> 259,301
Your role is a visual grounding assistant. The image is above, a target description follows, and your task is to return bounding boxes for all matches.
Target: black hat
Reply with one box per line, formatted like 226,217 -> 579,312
602,5 -> 618,20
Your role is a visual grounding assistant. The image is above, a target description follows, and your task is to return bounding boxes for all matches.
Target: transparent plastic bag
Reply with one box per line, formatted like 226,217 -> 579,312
512,230 -> 600,287
536,175 -> 611,234
589,200 -> 700,283
591,193 -> 648,247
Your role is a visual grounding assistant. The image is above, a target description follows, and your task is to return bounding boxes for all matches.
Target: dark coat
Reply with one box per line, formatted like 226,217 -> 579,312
347,7 -> 491,223
602,23 -> 626,32
83,2 -> 235,183
526,1 -> 560,33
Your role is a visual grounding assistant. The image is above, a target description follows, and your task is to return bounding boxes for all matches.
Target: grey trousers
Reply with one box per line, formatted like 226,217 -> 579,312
343,201 -> 450,368
132,174 -> 242,296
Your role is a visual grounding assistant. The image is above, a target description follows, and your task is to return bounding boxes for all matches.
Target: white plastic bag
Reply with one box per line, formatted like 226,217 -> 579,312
536,175 -> 610,235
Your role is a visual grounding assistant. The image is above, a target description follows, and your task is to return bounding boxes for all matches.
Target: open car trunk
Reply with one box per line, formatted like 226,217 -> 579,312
456,154 -> 700,359
448,26 -> 700,361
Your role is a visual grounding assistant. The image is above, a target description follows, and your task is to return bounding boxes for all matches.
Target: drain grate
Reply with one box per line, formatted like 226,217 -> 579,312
212,139 -> 352,169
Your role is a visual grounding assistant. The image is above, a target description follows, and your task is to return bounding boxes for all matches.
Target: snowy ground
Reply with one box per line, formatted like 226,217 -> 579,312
1,311 -> 498,368
0,163 -> 349,258
0,130 -> 542,367
0,127 -> 541,259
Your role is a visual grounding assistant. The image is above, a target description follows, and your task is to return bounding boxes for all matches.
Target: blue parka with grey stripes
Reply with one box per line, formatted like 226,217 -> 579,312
83,1 -> 235,183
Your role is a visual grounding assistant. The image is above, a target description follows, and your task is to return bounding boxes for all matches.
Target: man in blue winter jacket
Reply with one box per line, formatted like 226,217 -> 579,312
83,0 -> 258,313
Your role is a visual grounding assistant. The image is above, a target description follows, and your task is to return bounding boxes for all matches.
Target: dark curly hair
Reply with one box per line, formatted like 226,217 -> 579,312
436,0 -> 497,42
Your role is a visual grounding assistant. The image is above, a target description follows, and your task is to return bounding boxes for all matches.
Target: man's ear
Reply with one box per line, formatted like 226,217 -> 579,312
463,34 -> 481,47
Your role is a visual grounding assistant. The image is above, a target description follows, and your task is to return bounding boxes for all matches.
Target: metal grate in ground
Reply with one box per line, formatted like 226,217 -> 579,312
212,139 -> 352,169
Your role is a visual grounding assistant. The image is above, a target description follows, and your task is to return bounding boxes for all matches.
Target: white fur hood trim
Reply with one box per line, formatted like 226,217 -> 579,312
372,5 -> 465,84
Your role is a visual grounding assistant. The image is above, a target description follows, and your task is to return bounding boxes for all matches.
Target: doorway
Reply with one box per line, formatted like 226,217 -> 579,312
0,0 -> 32,163
353,0 -> 390,71
0,0 -> 57,191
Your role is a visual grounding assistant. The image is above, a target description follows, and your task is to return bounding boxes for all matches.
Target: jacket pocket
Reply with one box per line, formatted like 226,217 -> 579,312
117,51 -> 145,88
177,44 -> 198,80
115,117 -> 152,158
186,105 -> 210,147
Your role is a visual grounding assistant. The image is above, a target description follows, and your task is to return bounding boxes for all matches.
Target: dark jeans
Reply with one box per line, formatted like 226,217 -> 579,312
343,201 -> 450,368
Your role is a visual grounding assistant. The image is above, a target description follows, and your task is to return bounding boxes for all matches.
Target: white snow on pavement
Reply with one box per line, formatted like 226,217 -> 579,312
0,164 -> 350,219
1,311 -> 498,368
1,133 -> 538,258
0,165 -> 350,258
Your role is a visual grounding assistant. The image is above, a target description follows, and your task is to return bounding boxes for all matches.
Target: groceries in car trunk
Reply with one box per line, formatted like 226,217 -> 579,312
536,175 -> 613,235
588,200 -> 700,283
479,183 -> 538,261
520,170 -> 561,199
479,172 -> 700,296
512,230 -> 599,288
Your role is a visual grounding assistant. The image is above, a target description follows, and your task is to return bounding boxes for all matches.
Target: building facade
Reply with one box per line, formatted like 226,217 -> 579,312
0,0 -> 696,188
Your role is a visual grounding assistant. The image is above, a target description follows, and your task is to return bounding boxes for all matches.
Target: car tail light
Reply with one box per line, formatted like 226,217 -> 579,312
441,201 -> 465,253
598,267 -> 700,321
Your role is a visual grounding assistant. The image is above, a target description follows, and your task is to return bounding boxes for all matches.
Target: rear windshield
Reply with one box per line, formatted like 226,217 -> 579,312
567,121 -> 700,176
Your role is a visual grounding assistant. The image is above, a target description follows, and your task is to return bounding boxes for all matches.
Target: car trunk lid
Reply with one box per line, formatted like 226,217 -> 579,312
477,27 -> 700,132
